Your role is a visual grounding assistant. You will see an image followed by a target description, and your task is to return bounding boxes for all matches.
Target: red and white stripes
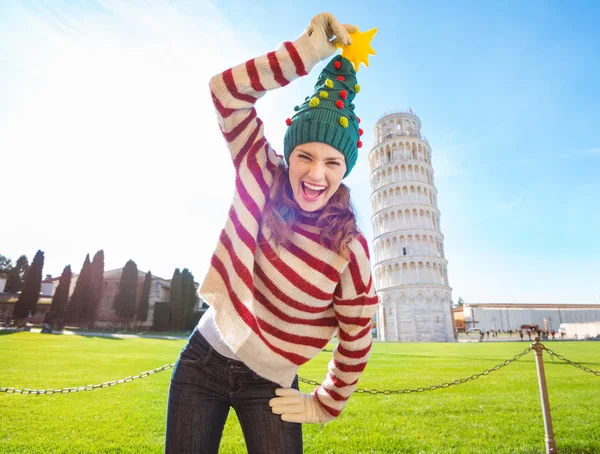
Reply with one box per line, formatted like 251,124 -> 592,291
200,32 -> 377,422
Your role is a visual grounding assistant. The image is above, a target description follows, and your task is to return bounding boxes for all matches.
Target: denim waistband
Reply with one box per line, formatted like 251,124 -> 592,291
188,327 -> 250,370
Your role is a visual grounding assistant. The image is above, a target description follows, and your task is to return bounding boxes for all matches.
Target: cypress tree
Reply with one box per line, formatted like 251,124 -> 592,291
5,255 -> 29,293
12,250 -> 44,326
5,267 -> 21,293
181,268 -> 191,324
50,265 -> 72,320
180,269 -> 198,325
169,268 -> 182,329
113,260 -> 138,328
137,271 -> 152,324
86,250 -> 105,323
188,270 -> 198,311
65,254 -> 91,324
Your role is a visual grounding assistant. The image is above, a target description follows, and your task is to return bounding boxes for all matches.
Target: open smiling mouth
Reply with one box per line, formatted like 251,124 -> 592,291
301,182 -> 327,201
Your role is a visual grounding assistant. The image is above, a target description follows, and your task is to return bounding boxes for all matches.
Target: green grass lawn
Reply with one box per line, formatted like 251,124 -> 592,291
1,332 -> 599,453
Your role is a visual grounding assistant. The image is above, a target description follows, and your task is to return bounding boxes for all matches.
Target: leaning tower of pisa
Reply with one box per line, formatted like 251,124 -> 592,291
369,111 -> 456,342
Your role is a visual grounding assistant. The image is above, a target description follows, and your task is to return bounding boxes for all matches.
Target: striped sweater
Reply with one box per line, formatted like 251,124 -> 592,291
200,31 -> 378,422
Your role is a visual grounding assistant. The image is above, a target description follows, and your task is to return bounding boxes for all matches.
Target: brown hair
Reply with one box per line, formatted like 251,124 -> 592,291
261,162 -> 359,260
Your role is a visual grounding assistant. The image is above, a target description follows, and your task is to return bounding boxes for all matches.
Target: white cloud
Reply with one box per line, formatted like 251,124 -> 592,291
513,158 -> 534,165
582,147 -> 600,155
495,195 -> 523,212
560,147 -> 600,158
430,140 -> 472,178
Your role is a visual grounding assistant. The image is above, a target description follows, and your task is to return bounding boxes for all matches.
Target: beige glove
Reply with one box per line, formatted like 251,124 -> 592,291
306,12 -> 357,61
269,388 -> 323,424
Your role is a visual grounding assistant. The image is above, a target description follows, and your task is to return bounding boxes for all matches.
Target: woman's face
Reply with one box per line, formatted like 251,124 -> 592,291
288,142 -> 347,212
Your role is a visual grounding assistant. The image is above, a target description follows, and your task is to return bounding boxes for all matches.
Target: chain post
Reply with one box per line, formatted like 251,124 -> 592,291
531,337 -> 558,454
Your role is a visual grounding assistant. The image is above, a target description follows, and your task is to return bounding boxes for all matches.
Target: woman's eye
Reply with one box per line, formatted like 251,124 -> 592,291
328,162 -> 340,166
299,155 -> 310,160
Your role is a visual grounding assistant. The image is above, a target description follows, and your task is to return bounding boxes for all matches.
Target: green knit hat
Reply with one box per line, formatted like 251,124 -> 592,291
284,55 -> 363,178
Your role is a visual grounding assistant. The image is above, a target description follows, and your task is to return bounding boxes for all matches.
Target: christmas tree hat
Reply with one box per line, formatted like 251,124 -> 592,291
283,54 -> 364,178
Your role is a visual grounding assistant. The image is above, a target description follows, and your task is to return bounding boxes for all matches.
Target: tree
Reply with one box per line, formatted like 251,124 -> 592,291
181,268 -> 198,326
113,260 -> 138,328
137,271 -> 152,325
5,268 -> 22,293
169,268 -> 182,329
86,250 -> 105,324
5,255 -> 29,293
65,254 -> 92,324
188,271 -> 198,312
456,297 -> 464,307
12,250 -> 44,326
0,254 -> 12,274
50,265 -> 72,321
181,268 -> 192,323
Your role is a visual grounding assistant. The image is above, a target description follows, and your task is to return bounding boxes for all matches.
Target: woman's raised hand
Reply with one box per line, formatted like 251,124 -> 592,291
307,12 -> 357,61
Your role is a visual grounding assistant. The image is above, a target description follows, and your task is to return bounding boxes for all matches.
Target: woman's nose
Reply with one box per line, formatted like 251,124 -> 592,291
308,162 -> 325,180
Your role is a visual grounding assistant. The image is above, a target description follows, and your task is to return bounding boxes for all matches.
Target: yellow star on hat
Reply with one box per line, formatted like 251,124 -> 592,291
336,27 -> 377,71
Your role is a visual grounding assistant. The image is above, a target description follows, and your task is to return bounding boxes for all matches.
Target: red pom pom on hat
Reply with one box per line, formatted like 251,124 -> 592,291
333,61 -> 341,70
357,140 -> 363,148
285,118 -> 292,126
337,75 -> 345,81
335,100 -> 344,109
340,90 -> 347,100
357,117 -> 361,124
359,128 -> 364,136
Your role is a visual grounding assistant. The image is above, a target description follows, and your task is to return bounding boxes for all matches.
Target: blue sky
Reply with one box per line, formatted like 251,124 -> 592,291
1,0 -> 598,304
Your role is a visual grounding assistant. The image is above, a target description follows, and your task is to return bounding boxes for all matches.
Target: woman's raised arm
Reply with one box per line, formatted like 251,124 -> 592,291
208,13 -> 355,173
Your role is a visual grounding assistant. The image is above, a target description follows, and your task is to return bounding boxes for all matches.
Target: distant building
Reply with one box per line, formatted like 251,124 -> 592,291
90,268 -> 173,328
0,277 -> 53,325
456,303 -> 600,332
453,306 -> 465,332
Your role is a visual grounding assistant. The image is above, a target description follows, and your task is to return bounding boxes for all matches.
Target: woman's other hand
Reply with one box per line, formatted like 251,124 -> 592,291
269,387 -> 323,424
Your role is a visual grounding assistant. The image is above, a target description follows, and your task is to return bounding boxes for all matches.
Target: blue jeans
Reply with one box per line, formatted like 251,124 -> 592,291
165,328 -> 303,453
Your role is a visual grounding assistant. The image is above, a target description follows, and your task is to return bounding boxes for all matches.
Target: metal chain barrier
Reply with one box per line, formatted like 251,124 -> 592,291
0,363 -> 175,396
540,345 -> 600,376
299,345 -> 534,394
2,342 -> 597,396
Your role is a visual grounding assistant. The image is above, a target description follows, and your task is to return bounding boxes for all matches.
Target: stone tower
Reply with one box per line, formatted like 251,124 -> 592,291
369,111 -> 455,342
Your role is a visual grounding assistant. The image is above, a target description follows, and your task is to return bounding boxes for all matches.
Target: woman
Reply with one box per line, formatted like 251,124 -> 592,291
166,12 -> 378,454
